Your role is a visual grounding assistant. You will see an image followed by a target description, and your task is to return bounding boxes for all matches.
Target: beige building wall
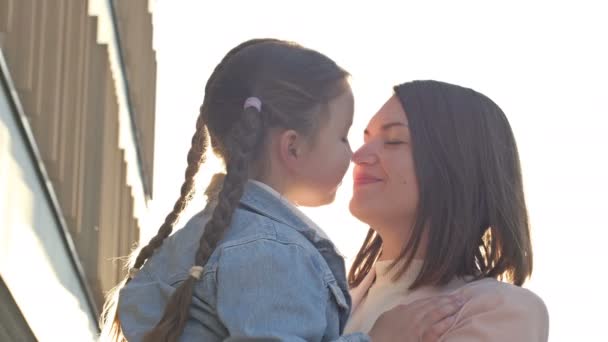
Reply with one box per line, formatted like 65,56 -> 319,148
0,0 -> 157,336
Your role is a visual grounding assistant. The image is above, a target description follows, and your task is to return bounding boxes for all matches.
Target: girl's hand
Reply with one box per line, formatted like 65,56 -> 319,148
368,293 -> 467,342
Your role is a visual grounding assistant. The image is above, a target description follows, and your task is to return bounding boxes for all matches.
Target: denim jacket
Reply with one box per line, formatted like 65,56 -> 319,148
118,181 -> 370,342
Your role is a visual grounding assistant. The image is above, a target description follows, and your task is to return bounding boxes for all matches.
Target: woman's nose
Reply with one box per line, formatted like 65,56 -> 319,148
352,143 -> 378,165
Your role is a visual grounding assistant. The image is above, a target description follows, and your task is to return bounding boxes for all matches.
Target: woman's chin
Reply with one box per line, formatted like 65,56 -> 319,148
349,196 -> 377,223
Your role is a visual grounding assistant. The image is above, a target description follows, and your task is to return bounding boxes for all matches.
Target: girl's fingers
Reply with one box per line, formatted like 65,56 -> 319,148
422,313 -> 458,342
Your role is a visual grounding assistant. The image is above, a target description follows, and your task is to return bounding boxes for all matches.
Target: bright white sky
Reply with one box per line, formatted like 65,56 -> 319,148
146,1 -> 607,340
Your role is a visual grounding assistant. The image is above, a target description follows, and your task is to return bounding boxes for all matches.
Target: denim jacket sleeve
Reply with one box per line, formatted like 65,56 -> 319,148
216,238 -> 370,342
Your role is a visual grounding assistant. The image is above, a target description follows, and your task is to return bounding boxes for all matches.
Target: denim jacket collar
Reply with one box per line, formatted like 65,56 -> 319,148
239,181 -> 343,258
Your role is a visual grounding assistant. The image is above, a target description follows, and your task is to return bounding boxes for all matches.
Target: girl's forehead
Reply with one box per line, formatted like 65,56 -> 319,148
326,90 -> 354,123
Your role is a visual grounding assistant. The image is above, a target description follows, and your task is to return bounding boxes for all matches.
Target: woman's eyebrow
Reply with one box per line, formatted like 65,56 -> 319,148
364,122 -> 409,135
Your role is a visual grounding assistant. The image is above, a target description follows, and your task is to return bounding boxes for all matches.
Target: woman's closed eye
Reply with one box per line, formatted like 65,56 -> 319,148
385,140 -> 407,145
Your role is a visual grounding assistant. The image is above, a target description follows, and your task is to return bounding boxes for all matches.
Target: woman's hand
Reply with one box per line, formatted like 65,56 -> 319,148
368,293 -> 466,342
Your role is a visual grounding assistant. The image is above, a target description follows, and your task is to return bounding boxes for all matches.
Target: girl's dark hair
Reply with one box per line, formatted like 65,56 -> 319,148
348,80 -> 533,290
100,39 -> 349,342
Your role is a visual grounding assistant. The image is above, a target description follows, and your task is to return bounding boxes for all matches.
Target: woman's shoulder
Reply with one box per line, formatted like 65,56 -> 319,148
461,277 -> 546,311
443,277 -> 549,341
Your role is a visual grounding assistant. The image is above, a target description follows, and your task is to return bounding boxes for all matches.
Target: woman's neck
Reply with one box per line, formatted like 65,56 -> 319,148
375,221 -> 427,261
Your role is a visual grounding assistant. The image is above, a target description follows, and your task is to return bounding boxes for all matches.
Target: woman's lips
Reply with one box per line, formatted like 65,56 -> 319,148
353,176 -> 383,186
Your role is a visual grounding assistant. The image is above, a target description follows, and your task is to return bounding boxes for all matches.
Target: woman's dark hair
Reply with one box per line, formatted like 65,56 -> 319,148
349,80 -> 533,290
100,38 -> 350,342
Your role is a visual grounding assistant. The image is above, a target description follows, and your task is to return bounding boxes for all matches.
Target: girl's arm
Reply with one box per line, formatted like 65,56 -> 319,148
215,238 -> 370,342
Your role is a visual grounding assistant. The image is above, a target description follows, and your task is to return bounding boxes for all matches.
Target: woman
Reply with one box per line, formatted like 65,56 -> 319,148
345,80 -> 549,341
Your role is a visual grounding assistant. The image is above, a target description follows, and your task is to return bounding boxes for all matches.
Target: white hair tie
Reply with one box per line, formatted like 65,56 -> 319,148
128,267 -> 140,278
189,265 -> 204,280
243,97 -> 262,111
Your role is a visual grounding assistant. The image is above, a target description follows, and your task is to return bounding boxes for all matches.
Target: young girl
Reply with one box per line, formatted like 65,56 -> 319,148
101,39 -> 460,342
